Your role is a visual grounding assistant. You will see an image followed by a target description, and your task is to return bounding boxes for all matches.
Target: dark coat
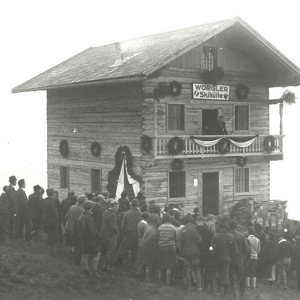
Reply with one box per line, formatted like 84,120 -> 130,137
277,239 -> 292,259
121,207 -> 142,233
15,188 -> 28,217
196,224 -> 213,257
79,211 -> 99,255
181,223 -> 202,259
92,203 -> 103,235
292,242 -> 300,270
101,208 -> 118,239
42,197 -> 59,234
28,192 -> 44,222
5,185 -> 16,214
230,230 -> 249,262
258,237 -> 278,278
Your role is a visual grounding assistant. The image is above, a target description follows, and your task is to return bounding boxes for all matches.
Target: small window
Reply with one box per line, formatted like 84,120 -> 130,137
235,168 -> 250,193
235,106 -> 249,131
169,171 -> 186,198
60,166 -> 69,189
203,46 -> 218,71
168,104 -> 185,131
91,169 -> 101,193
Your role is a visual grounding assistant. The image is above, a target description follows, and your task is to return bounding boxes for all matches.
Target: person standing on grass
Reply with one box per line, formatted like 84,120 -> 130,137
101,199 -> 119,271
141,213 -> 160,280
229,220 -> 249,300
134,211 -> 150,276
181,215 -> 203,292
65,195 -> 86,252
15,179 -> 31,241
79,202 -> 101,277
6,175 -> 17,238
115,198 -> 142,266
277,232 -> 292,290
245,226 -> 260,290
61,191 -> 76,226
42,188 -> 60,252
258,231 -> 278,285
292,236 -> 300,293
28,185 -> 44,242
0,186 -> 9,239
157,212 -> 178,285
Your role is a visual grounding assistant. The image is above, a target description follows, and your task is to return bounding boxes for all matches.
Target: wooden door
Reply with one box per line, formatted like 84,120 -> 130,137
203,172 -> 219,216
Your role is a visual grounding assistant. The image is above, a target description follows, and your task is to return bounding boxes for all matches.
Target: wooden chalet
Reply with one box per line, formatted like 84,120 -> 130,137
12,17 -> 300,215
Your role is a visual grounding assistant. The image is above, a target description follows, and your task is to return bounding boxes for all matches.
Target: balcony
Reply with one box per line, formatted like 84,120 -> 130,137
154,134 -> 283,159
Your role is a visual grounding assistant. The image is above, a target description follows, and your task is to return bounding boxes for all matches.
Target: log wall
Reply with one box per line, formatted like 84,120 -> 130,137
47,83 -> 143,199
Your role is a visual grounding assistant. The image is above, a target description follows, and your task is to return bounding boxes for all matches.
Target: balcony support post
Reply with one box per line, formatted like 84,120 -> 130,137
153,98 -> 157,158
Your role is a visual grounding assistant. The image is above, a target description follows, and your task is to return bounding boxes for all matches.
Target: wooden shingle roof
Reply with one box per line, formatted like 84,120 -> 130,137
12,17 -> 300,93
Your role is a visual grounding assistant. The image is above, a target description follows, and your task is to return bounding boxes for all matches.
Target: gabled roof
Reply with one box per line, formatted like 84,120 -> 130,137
12,17 -> 300,93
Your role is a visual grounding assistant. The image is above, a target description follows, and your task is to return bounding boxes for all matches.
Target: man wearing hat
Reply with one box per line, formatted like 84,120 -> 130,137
15,179 -> 31,241
6,175 -> 17,237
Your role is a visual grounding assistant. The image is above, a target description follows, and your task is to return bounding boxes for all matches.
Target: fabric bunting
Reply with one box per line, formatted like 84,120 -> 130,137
191,135 -> 258,148
116,156 -> 140,199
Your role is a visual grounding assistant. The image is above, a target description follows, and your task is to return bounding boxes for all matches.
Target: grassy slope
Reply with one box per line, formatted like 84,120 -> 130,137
0,239 -> 299,300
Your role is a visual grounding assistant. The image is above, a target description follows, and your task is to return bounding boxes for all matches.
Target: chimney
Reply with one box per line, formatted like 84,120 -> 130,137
113,42 -> 123,66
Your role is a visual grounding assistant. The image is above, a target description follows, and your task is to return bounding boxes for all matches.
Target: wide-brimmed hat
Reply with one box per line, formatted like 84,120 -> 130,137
293,236 -> 300,242
9,175 -> 17,183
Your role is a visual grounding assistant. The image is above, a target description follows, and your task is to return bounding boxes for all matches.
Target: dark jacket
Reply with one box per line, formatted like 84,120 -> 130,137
292,242 -> 300,270
5,185 -> 16,214
277,239 -> 292,260
118,197 -> 131,211
101,208 -> 118,239
15,188 -> 28,216
0,192 -> 9,216
92,203 -> 103,235
79,211 -> 99,255
42,197 -> 59,234
211,229 -> 237,262
121,207 -> 142,233
230,230 -> 249,262
197,224 -> 213,257
283,230 -> 294,243
28,192 -> 44,221
258,237 -> 278,278
181,223 -> 202,259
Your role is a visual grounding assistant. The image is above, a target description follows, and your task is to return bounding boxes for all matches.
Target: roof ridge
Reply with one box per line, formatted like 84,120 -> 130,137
12,47 -> 92,93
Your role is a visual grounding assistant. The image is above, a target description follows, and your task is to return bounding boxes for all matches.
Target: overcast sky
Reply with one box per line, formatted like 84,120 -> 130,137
0,0 -> 299,218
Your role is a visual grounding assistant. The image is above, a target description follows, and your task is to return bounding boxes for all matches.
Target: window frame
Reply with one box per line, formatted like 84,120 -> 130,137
166,103 -> 186,133
234,104 -> 250,132
168,170 -> 186,199
234,167 -> 251,195
91,168 -> 102,194
202,45 -> 218,71
60,165 -> 69,189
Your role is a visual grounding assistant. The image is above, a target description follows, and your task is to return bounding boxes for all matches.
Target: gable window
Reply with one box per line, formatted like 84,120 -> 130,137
235,105 -> 249,131
203,46 -> 218,71
91,169 -> 101,193
60,166 -> 69,189
169,171 -> 186,198
168,104 -> 185,131
235,167 -> 250,193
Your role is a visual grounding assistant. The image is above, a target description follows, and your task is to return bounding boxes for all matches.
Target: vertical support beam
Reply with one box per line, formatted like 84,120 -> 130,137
153,98 -> 157,158
279,102 -> 284,155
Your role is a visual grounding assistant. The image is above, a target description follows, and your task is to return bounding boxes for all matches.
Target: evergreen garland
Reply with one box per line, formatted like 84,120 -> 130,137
171,159 -> 184,171
217,138 -> 230,154
167,137 -> 184,155
235,84 -> 250,100
59,139 -> 69,157
141,135 -> 153,153
90,141 -> 101,157
263,135 -> 276,153
203,67 -> 225,85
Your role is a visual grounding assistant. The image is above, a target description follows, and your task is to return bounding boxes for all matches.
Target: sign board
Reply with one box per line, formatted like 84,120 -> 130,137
193,83 -> 230,100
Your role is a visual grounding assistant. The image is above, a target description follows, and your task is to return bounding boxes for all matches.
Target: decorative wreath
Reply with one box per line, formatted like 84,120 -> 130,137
237,157 -> 248,167
281,90 -> 296,105
171,159 -> 184,171
263,135 -> 276,153
235,84 -> 250,100
167,137 -> 184,155
203,67 -> 225,85
217,138 -> 230,155
141,135 -> 153,153
169,81 -> 182,97
154,82 -> 169,99
90,141 -> 101,157
59,139 -> 69,157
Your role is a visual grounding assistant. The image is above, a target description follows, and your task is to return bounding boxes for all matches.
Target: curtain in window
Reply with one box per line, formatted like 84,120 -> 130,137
168,104 -> 184,131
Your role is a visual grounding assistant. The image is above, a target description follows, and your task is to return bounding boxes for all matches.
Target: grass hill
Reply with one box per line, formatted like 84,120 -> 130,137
0,238 -> 299,300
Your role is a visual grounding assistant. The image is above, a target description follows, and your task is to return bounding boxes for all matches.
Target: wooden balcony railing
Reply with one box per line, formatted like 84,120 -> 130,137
154,134 -> 283,159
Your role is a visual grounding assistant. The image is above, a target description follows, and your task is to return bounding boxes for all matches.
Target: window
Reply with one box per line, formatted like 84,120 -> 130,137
168,104 -> 185,131
91,169 -> 101,193
235,168 -> 250,193
235,106 -> 249,131
60,166 -> 69,189
203,46 -> 218,71
169,171 -> 186,198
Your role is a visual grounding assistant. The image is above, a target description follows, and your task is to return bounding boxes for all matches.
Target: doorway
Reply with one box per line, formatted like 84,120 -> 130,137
202,109 -> 218,134
203,172 -> 219,216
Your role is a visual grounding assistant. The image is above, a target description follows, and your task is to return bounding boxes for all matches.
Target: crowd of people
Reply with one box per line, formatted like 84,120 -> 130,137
1,175 -> 300,299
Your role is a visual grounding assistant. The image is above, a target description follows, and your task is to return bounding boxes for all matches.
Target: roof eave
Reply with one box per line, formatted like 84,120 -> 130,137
11,75 -> 146,94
